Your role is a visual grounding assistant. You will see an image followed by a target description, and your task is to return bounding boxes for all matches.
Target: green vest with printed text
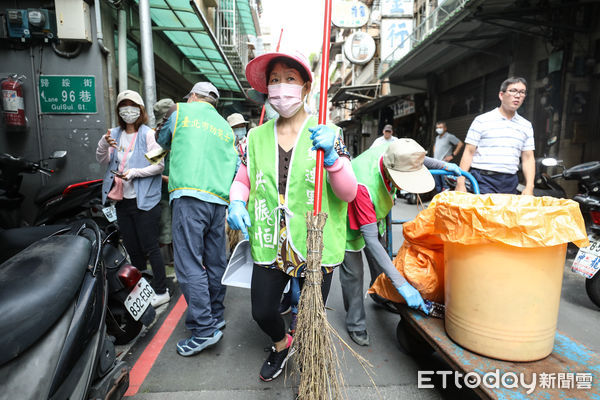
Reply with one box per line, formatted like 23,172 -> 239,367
346,143 -> 395,251
168,102 -> 238,203
247,117 -> 347,266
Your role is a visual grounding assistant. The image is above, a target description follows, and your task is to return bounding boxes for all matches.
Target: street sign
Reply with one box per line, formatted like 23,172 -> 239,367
39,75 -> 97,114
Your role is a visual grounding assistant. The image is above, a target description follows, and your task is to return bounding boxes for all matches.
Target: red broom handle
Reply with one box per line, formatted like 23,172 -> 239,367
258,106 -> 266,125
258,29 -> 284,125
313,0 -> 333,215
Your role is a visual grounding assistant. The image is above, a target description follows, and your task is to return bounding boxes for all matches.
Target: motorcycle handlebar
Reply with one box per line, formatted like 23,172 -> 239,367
35,164 -> 54,175
0,154 -> 53,175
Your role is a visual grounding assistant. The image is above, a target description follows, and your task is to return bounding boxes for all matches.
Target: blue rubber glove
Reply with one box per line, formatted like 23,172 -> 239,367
227,200 -> 251,240
308,125 -> 339,167
397,282 -> 428,315
443,162 -> 461,176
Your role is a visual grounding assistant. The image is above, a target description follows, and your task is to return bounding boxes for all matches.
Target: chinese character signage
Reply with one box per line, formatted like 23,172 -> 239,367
39,75 -> 97,114
392,99 -> 415,118
344,32 -> 376,65
332,0 -> 370,28
380,18 -> 413,62
381,0 -> 414,17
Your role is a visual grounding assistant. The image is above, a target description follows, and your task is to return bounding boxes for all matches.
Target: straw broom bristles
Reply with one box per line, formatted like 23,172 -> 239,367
294,212 -> 378,400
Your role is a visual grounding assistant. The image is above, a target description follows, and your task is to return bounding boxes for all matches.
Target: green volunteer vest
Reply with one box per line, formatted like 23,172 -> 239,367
247,116 -> 347,266
346,143 -> 395,251
168,102 -> 238,202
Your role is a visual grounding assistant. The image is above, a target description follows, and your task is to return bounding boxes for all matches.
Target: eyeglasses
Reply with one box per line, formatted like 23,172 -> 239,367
505,89 -> 527,97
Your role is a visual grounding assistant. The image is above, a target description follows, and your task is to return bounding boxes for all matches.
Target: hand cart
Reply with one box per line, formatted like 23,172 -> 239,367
385,170 -> 600,399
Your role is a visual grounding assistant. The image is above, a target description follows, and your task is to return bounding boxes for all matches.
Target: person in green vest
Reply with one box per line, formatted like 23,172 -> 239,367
154,98 -> 175,267
227,50 -> 358,382
156,82 -> 238,357
342,138 -> 460,346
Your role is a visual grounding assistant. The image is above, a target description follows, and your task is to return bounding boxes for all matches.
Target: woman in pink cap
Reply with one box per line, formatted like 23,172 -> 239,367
227,51 -> 358,381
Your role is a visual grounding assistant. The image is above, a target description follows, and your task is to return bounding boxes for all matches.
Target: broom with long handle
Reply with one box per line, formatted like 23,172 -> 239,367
294,1 -> 373,398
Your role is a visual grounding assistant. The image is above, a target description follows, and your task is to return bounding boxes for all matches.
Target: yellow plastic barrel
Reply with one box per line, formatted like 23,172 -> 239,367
432,192 -> 589,362
444,241 -> 566,361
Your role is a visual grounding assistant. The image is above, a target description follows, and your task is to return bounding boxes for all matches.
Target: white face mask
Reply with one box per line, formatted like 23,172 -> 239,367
267,83 -> 305,118
119,106 -> 141,124
233,127 -> 246,139
435,127 -> 444,135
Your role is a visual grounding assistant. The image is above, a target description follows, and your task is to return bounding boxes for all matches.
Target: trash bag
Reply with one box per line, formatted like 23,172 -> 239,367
369,192 -> 589,304
433,191 -> 589,248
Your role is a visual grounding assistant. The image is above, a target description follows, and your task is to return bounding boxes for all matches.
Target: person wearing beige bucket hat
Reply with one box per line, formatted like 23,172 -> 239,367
341,138 -> 461,346
226,49 -> 358,382
96,90 -> 170,311
226,112 -> 249,156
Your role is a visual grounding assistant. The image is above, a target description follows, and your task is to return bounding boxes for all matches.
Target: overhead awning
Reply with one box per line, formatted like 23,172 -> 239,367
235,0 -> 256,36
379,0 -> 590,83
352,95 -> 400,116
218,0 -> 257,36
330,84 -> 379,104
142,0 -> 244,93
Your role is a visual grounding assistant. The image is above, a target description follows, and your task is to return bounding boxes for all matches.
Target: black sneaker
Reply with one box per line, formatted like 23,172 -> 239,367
259,345 -> 290,382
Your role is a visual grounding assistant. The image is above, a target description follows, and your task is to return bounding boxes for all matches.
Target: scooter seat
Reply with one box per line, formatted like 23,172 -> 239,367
0,225 -> 69,264
0,235 -> 91,366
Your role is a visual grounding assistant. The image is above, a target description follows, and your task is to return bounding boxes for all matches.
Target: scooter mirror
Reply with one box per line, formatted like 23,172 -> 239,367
541,158 -> 558,167
50,150 -> 67,159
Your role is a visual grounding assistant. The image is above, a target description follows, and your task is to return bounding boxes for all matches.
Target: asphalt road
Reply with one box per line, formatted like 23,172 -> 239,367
120,198 -> 600,399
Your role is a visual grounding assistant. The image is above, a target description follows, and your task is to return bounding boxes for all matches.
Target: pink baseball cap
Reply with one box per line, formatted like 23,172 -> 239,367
245,50 -> 313,94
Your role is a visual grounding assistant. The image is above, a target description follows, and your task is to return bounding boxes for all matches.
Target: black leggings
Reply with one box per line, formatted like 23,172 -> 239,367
251,264 -> 333,343
115,199 -> 167,294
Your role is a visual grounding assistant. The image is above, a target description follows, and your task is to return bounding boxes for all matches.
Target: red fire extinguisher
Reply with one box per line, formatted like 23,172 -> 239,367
1,74 -> 27,130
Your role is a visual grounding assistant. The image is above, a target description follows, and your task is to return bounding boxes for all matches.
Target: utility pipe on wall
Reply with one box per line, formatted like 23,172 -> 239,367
118,7 -> 128,93
139,0 -> 156,126
94,0 -> 116,127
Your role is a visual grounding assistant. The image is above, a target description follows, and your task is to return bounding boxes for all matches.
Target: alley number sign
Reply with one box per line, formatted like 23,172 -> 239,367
39,75 -> 97,114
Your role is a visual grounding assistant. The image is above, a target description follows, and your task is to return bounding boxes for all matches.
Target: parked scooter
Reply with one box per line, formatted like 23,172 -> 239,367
0,152 -> 105,229
0,222 -> 157,347
0,220 -> 129,399
102,228 -> 157,345
541,157 -> 600,308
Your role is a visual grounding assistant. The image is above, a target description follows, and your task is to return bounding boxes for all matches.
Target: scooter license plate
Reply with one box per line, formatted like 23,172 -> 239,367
124,277 -> 155,321
571,236 -> 600,279
102,205 -> 117,222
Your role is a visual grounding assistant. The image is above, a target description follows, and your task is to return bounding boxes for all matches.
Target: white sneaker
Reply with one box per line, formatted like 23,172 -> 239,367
151,289 -> 170,308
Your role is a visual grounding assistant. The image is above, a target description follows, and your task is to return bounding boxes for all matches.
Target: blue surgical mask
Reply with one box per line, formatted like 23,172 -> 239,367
233,127 -> 246,139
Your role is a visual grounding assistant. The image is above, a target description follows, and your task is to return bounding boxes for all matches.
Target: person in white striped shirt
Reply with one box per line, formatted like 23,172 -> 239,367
455,77 -> 535,194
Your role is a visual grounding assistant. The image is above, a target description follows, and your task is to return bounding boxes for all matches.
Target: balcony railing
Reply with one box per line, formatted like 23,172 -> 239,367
217,0 -> 251,85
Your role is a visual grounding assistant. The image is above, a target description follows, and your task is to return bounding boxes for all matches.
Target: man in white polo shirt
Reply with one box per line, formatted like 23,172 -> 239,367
455,77 -> 535,195
370,124 -> 398,148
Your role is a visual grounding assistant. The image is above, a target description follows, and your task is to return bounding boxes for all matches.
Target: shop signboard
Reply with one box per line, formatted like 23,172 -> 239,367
344,32 -> 376,65
380,18 -> 413,62
381,0 -> 414,17
332,0 -> 370,28
393,99 -> 415,118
